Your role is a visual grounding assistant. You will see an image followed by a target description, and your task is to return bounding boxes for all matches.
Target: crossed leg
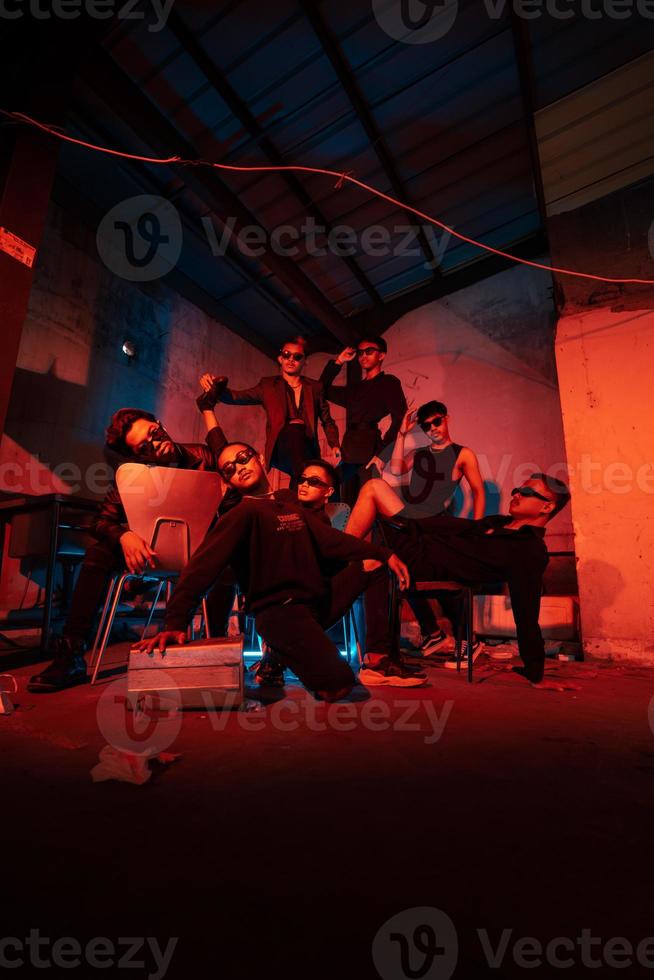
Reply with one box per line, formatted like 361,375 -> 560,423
345,478 -> 404,538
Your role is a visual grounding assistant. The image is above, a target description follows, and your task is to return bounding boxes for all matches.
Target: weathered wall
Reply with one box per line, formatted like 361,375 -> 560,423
0,202 -> 273,610
377,262 -> 573,552
555,308 -> 654,663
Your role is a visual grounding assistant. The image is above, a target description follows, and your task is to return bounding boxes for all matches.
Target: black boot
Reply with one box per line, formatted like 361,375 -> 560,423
27,636 -> 88,693
250,644 -> 285,688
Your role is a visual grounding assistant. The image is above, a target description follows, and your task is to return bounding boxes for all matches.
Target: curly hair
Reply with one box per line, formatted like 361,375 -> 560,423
105,408 -> 157,457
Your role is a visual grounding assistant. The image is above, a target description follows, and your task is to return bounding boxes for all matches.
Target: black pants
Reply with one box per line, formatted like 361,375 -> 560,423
364,522 -> 461,655
63,539 -> 236,645
271,424 -> 316,482
254,562 -> 378,694
405,591 -> 462,637
337,460 -> 376,507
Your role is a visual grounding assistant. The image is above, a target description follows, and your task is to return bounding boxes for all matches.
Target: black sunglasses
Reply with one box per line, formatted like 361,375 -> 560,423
135,421 -> 167,455
511,486 -> 551,502
357,347 -> 381,357
419,416 -> 444,431
298,474 -> 332,489
280,351 -> 305,362
220,448 -> 257,479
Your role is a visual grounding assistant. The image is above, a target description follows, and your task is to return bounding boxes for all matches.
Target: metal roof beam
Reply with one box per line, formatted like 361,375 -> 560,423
300,0 -> 441,278
78,47 -> 354,347
165,9 -> 383,310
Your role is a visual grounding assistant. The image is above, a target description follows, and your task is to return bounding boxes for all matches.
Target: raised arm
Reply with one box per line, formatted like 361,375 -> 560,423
458,447 -> 486,520
319,348 -> 356,407
389,406 -> 418,476
218,378 -> 264,406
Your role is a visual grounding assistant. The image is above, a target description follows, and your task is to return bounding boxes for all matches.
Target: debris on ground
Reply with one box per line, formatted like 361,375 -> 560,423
90,745 -> 182,784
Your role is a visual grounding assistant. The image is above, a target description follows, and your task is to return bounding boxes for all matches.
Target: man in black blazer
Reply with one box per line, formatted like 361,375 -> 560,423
200,336 -> 340,481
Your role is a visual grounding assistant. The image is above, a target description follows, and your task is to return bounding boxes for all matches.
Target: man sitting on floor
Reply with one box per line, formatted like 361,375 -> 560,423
136,442 -> 417,701
345,473 -> 577,691
250,458 -> 340,688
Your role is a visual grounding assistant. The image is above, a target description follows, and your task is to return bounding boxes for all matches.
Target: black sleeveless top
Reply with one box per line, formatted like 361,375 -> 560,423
400,443 -> 463,518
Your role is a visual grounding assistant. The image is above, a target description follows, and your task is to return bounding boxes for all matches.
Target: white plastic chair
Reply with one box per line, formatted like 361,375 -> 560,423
90,463 -> 222,684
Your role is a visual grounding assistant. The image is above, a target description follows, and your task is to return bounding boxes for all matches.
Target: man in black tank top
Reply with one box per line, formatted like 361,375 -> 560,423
384,400 -> 485,657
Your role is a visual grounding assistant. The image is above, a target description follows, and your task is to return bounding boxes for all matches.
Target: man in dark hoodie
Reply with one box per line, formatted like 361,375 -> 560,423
135,441 -> 417,701
28,407 -> 231,693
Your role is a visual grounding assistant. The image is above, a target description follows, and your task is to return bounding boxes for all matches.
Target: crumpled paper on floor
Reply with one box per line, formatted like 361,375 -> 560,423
90,745 -> 182,785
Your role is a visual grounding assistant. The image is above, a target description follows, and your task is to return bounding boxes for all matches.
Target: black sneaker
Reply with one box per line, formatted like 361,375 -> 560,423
445,639 -> 483,669
250,652 -> 285,688
359,656 -> 427,688
27,637 -> 88,693
419,629 -> 449,656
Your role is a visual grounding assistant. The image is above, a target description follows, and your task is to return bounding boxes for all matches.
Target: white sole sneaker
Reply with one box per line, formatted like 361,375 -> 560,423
358,667 -> 427,688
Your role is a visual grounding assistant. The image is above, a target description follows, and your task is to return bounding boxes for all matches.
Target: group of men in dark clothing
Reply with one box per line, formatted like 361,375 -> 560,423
28,333 -> 572,701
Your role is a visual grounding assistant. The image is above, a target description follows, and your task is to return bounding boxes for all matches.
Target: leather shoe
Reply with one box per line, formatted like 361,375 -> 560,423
27,637 -> 88,693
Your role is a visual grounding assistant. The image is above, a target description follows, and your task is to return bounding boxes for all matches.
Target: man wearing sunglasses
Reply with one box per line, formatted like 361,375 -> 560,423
199,336 -> 340,482
319,336 -> 407,505
28,406 -> 234,693
135,441 -> 414,701
389,400 -> 485,657
346,473 -> 573,690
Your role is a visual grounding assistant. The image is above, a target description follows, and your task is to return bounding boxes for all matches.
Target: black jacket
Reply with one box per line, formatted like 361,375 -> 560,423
164,497 -> 392,627
381,514 -> 550,681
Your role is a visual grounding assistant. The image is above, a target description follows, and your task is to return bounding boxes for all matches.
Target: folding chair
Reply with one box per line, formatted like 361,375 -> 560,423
377,518 -> 480,683
90,463 -> 223,684
390,577 -> 476,682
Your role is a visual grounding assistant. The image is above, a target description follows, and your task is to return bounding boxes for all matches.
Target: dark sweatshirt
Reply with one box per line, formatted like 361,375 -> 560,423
165,497 -> 392,630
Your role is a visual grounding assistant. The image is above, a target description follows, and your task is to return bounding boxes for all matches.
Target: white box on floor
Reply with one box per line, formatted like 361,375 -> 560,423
474,594 -> 579,641
128,636 -> 245,709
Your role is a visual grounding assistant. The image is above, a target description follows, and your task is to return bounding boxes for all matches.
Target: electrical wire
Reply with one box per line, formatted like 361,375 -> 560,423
3,108 -> 654,286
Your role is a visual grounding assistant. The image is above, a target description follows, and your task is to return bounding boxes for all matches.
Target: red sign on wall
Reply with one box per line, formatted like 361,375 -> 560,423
0,226 -> 36,268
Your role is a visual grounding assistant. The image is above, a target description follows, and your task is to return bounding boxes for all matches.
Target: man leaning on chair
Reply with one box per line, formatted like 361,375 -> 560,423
27,406 -> 232,694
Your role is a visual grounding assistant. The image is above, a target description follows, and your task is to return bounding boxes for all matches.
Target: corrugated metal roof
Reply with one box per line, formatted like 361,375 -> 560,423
44,0 -> 654,353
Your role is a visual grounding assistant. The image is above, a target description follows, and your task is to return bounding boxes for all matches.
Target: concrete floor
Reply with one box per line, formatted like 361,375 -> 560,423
2,645 -> 654,979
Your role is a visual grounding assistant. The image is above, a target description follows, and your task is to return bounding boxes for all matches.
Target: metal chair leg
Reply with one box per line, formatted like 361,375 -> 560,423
466,588 -> 474,684
389,573 -> 401,661
201,596 -> 212,639
350,606 -> 363,667
342,611 -> 351,662
91,572 -> 131,685
455,590 -> 464,673
89,575 -> 119,669
140,579 -> 165,640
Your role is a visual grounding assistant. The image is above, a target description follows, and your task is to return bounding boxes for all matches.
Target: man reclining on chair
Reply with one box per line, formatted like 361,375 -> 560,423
345,473 -> 579,692
136,441 -> 413,702
28,406 -> 233,694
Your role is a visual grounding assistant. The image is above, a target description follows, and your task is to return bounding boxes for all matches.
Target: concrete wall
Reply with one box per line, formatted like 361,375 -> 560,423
556,308 -> 654,663
0,202 -> 273,610
376,263 -> 573,552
